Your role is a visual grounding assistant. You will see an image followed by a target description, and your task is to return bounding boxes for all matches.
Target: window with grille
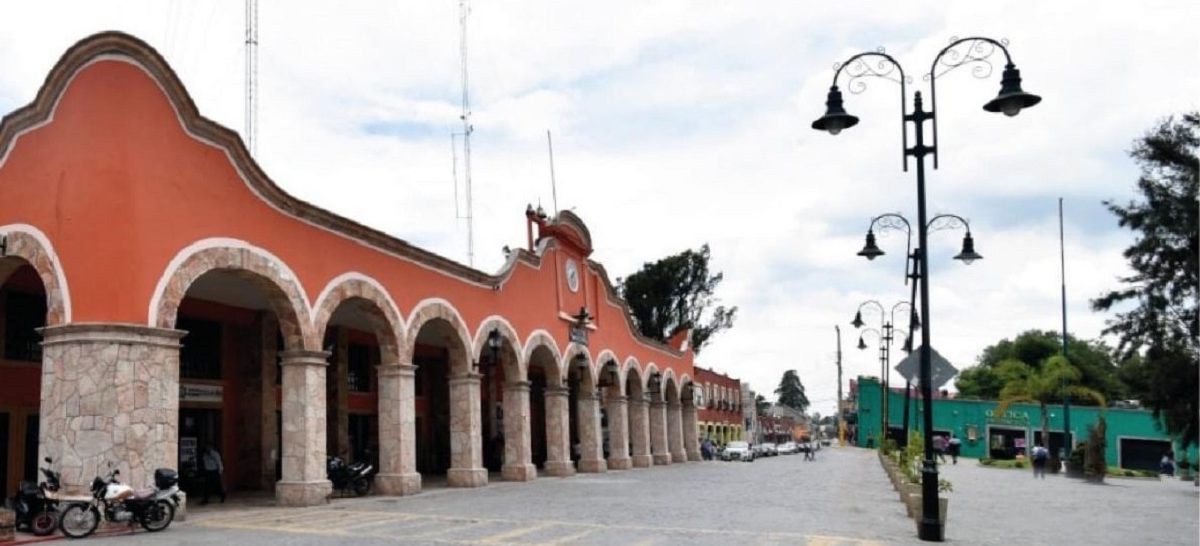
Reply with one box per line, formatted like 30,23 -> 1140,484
347,343 -> 373,393
3,291 -> 45,362
179,317 -> 222,380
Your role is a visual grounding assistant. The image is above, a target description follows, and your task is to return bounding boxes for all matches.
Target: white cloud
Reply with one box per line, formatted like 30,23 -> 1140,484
1,0 -> 1195,418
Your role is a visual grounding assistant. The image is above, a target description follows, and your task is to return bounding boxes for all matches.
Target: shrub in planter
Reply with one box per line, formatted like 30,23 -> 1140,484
1014,459 -> 1027,469
1083,417 -> 1107,482
1066,442 -> 1086,477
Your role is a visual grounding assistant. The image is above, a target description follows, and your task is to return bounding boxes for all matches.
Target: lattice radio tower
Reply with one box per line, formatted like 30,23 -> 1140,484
244,0 -> 259,156
451,0 -> 476,266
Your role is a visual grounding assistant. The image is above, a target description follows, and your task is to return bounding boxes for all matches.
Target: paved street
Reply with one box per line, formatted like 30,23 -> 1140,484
12,448 -> 1197,545
35,447 -> 920,546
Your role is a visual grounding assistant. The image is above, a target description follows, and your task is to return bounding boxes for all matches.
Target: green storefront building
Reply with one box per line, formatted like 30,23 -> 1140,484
854,377 -> 1197,471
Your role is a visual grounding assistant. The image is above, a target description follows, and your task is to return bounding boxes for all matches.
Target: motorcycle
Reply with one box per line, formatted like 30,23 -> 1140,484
58,465 -> 180,539
327,456 -> 374,497
9,457 -> 62,536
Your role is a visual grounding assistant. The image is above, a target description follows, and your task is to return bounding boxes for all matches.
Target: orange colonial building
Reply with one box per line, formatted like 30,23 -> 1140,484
0,32 -> 700,505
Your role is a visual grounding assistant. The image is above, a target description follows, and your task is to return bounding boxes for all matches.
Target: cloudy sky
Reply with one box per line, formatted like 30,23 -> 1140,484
2,1 -> 1196,416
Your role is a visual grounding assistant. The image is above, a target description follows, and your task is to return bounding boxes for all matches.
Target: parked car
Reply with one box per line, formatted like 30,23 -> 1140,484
760,443 -> 777,457
722,441 -> 755,462
777,442 -> 797,455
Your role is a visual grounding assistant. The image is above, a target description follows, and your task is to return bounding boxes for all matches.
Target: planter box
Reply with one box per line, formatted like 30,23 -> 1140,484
0,508 -> 14,543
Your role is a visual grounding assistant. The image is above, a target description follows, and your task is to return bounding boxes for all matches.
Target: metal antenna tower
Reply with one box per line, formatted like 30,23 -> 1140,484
457,0 -> 475,266
244,0 -> 259,156
547,130 -> 559,214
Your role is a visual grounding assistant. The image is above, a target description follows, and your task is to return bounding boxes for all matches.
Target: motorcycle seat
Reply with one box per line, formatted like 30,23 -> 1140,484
19,481 -> 40,496
133,488 -> 156,500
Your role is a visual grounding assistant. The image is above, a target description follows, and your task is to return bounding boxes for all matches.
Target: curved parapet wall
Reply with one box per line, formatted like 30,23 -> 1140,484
0,31 -> 694,383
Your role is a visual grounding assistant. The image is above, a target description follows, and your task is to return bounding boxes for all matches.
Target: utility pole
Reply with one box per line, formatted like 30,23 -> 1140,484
835,325 -> 844,446
1060,197 -> 1072,459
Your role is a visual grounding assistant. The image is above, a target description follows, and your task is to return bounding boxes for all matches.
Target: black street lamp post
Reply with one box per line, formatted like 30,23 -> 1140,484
852,299 -> 913,445
860,212 -> 977,443
813,37 -> 1039,541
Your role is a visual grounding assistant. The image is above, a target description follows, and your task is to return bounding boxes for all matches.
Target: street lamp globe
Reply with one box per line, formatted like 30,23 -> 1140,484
851,310 -> 865,329
857,230 -> 885,260
856,336 -> 868,350
983,64 -> 1042,117
953,232 -> 983,265
812,86 -> 860,135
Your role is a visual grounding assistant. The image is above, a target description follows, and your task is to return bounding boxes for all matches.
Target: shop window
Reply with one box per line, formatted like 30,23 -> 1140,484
4,291 -> 46,362
179,317 -> 222,380
347,343 -> 373,393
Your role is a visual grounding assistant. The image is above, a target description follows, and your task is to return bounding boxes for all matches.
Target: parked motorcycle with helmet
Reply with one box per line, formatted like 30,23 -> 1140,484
8,457 -> 63,536
327,455 -> 374,497
58,464 -> 180,538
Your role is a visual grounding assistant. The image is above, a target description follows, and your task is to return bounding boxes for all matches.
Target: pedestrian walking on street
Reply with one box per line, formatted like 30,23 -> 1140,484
201,443 -> 226,504
948,434 -> 962,465
1031,443 -> 1049,479
933,434 -> 947,463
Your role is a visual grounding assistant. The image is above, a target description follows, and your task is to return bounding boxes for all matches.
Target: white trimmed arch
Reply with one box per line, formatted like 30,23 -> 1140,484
312,272 -> 406,364
594,349 -> 621,394
522,329 -> 564,385
148,237 -> 316,350
562,342 -> 596,389
0,223 -> 72,325
472,315 -> 523,379
404,298 -> 473,370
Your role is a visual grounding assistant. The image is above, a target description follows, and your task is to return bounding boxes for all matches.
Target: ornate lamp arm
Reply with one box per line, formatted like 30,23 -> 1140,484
867,213 -> 914,281
927,213 -> 971,233
831,51 -> 911,171
926,36 -> 1016,169
852,299 -> 885,329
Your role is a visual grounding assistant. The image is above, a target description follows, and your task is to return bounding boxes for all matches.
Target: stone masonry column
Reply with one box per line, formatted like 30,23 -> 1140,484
650,399 -> 671,465
277,350 -> 333,506
447,373 -> 488,487
543,386 -> 575,477
39,324 -> 185,493
576,389 -> 606,473
605,395 -> 631,470
374,362 -> 421,495
667,401 -> 686,463
683,402 -> 701,461
501,381 -> 536,481
628,396 -> 652,468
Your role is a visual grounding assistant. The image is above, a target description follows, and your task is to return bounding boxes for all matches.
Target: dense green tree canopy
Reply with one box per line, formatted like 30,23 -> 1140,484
954,330 -> 1122,403
775,369 -> 810,412
755,393 -> 770,415
618,244 -> 737,354
1093,113 -> 1199,446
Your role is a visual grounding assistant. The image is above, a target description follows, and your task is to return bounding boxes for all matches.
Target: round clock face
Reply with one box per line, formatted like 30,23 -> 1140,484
566,259 -> 580,292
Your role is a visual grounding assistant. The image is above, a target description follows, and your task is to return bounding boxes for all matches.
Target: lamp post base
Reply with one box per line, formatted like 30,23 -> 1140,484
918,518 -> 944,542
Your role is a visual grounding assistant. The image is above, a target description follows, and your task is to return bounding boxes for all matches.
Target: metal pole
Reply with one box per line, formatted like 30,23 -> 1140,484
903,250 -> 920,445
909,91 -> 942,542
884,321 -> 892,444
836,325 -> 844,447
1060,197 -> 1072,459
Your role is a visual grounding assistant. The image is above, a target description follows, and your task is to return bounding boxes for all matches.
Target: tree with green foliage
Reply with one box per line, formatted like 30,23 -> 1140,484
992,356 -> 1107,463
618,244 -> 737,354
754,393 -> 770,415
1094,113 -> 1199,447
954,330 -> 1123,403
774,369 -> 809,412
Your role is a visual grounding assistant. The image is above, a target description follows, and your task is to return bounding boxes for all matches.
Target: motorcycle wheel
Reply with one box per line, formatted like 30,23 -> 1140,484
139,500 -> 175,533
59,504 -> 100,539
353,477 -> 371,497
32,510 -> 59,536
